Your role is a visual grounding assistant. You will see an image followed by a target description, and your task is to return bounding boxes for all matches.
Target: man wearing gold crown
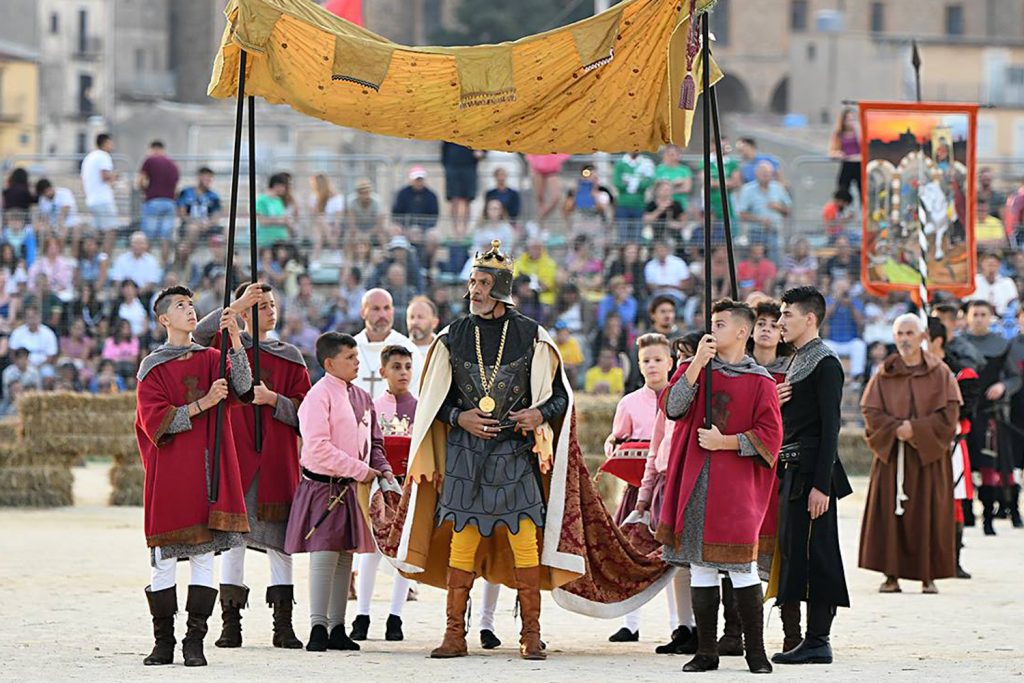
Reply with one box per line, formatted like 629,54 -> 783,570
367,240 -> 673,661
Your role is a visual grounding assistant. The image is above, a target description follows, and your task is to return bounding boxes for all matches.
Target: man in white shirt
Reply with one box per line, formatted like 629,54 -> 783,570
109,231 -> 163,295
9,306 -> 59,371
34,179 -> 79,243
644,242 -> 691,308
80,133 -> 120,253
969,252 -> 1019,316
351,288 -> 421,400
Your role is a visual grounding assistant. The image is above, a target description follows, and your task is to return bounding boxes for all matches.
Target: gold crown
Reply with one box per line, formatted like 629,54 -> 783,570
472,239 -> 515,272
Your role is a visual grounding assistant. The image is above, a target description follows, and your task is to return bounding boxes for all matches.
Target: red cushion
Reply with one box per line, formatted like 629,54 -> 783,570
598,441 -> 650,488
383,436 -> 411,477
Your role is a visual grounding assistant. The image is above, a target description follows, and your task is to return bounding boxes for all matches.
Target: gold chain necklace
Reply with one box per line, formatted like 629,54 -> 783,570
474,319 -> 509,413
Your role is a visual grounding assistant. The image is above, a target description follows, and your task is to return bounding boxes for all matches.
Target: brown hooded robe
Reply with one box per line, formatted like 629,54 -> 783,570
859,352 -> 960,582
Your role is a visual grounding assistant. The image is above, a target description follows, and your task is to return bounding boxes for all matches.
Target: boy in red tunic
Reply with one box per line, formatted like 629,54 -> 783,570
194,283 -> 312,650
135,286 -> 253,667
656,299 -> 783,674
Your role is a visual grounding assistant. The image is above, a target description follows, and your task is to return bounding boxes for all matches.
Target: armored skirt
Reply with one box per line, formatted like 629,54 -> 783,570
438,428 -> 546,536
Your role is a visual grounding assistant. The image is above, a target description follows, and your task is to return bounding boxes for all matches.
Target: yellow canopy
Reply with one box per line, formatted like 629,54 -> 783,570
208,0 -> 721,153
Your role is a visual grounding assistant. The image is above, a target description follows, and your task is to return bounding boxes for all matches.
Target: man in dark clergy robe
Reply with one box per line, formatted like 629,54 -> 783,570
135,286 -> 253,667
859,314 -> 960,594
657,298 -> 783,674
194,282 -> 312,650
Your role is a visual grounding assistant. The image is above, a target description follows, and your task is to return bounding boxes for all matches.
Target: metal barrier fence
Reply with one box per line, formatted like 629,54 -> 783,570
4,150 -> 1022,259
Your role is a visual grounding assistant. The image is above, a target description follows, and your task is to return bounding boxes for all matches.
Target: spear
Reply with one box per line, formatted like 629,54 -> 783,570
701,13 -> 712,430
209,49 -> 247,503
248,94 -> 262,453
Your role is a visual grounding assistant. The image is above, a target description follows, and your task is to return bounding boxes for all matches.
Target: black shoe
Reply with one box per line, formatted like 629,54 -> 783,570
385,615 -> 404,642
956,564 -> 972,579
772,638 -> 833,665
984,519 -> 997,536
328,625 -> 361,650
608,627 -> 639,642
306,625 -> 329,652
480,629 -> 502,649
655,625 -> 696,655
350,614 -> 370,641
682,654 -> 719,672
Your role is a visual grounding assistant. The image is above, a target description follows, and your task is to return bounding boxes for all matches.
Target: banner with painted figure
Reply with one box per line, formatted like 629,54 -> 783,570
859,101 -> 978,298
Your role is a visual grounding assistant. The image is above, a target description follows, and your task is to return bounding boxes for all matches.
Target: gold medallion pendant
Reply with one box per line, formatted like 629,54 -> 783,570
478,396 -> 496,413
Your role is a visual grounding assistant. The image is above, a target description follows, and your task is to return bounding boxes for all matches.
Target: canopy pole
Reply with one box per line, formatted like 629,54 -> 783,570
210,48 -> 248,503
248,94 -> 262,453
701,13 -> 712,430
710,85 -> 738,300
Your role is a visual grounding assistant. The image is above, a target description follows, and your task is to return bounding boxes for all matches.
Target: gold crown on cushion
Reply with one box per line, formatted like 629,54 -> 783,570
472,239 -> 515,272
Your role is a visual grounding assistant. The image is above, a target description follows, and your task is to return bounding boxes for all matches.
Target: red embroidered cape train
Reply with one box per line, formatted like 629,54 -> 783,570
361,326 -> 672,618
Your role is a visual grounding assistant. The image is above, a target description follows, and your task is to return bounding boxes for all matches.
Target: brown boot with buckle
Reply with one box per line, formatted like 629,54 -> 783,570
515,565 -> 546,661
430,567 -> 475,658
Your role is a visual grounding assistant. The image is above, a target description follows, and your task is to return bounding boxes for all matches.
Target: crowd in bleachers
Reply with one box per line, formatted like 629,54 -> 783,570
2,126 -> 1024,420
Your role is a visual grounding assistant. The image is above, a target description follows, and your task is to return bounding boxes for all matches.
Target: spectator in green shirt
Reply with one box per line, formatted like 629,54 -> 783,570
613,152 -> 656,241
655,144 -> 693,210
697,137 -> 742,221
255,173 -> 293,244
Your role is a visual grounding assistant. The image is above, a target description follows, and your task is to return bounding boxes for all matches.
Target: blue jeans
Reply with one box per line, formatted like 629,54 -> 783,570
616,206 -> 645,242
141,198 -> 178,241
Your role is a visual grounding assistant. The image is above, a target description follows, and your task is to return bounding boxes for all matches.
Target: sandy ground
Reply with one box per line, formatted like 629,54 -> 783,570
1,463 -> 1022,683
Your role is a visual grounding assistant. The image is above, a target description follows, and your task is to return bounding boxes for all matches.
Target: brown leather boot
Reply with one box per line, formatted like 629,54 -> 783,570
430,568 -> 475,658
515,566 -> 546,661
734,584 -> 771,673
143,586 -> 177,666
267,585 -> 303,649
214,584 -> 248,648
682,586 -> 720,672
718,577 -> 744,656
780,602 -> 802,653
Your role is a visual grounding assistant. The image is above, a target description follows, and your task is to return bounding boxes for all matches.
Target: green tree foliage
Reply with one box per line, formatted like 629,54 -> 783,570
430,0 -> 619,46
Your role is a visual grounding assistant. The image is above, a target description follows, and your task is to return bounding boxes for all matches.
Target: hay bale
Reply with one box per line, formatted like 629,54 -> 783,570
0,465 -> 73,507
109,461 -> 145,507
17,391 -> 137,459
574,395 -> 619,457
0,418 -> 20,443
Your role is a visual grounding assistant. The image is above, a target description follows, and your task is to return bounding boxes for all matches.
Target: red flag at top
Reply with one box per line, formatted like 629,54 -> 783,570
324,0 -> 364,26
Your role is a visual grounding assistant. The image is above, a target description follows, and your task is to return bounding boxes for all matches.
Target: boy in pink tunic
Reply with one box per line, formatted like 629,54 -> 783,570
284,332 -> 394,652
605,333 -> 674,644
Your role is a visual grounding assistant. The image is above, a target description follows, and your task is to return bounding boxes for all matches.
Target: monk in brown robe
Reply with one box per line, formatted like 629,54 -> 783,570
859,314 -> 960,594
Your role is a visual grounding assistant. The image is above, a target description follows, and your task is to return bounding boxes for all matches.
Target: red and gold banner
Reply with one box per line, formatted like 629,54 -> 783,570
859,101 -> 978,298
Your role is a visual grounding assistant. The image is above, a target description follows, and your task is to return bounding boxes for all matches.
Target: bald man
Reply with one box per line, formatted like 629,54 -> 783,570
351,288 -> 421,400
406,296 -> 440,363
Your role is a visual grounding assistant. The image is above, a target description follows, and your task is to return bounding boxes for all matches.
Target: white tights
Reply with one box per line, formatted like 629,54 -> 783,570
621,567 -> 692,633
220,546 -> 293,587
150,549 -> 215,591
355,551 -> 413,618
477,580 -> 502,632
689,562 -> 760,589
